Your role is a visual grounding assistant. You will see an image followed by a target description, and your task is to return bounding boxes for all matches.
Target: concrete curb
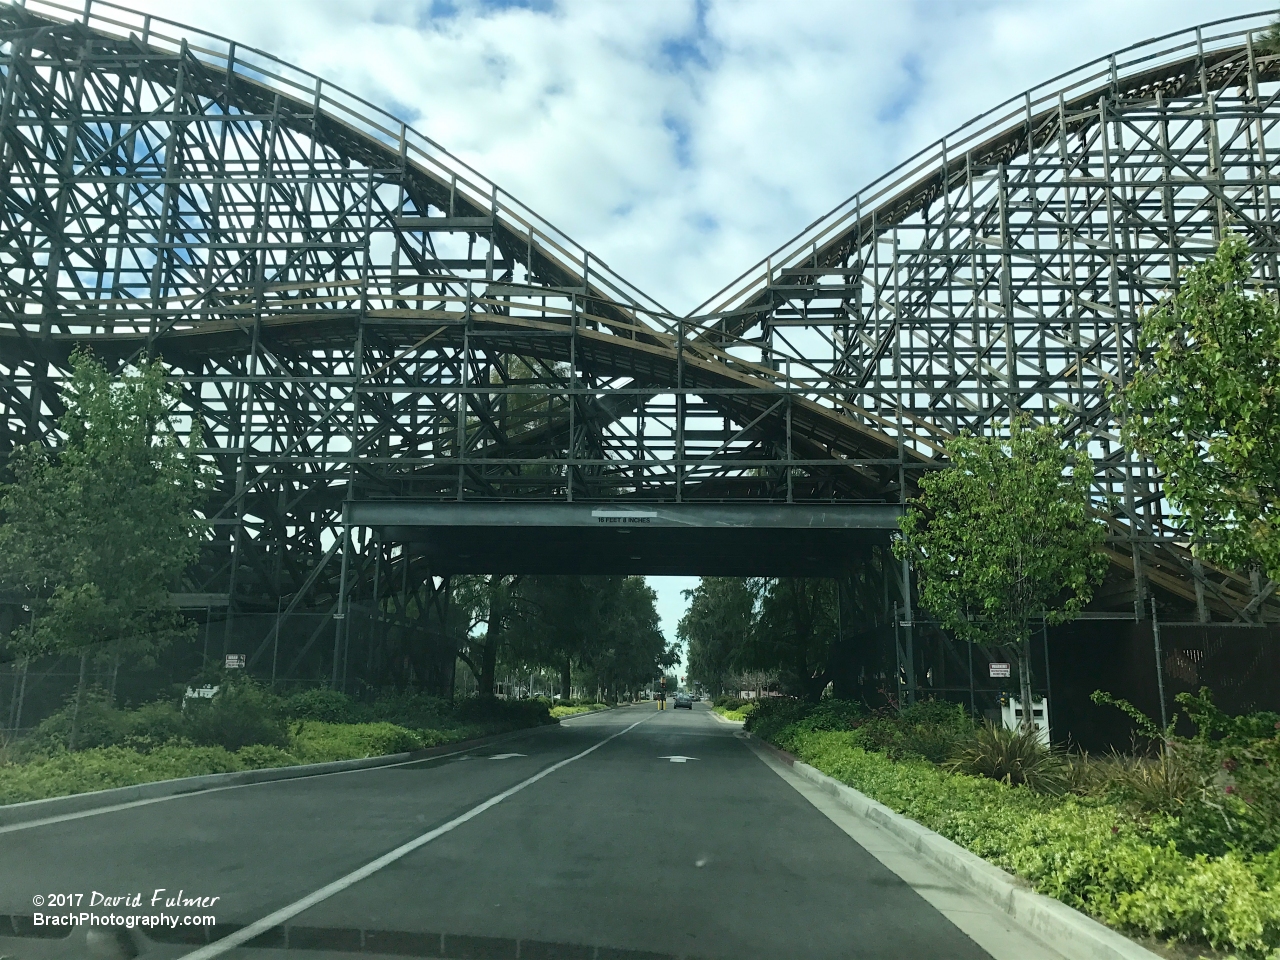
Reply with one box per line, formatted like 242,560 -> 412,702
0,724 -> 551,828
709,708 -> 744,725
747,734 -> 1162,960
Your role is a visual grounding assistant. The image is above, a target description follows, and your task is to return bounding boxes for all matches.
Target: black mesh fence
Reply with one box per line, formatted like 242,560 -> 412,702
1045,618 -> 1280,752
832,616 -> 1279,752
1160,623 -> 1280,724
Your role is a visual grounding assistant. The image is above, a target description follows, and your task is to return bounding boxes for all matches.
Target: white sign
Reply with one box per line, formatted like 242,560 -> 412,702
183,684 -> 219,700
591,508 -> 657,525
225,653 -> 246,669
989,662 -> 1011,678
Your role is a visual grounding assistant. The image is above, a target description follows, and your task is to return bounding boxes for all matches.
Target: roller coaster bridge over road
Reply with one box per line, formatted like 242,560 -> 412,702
1,0 -> 1278,693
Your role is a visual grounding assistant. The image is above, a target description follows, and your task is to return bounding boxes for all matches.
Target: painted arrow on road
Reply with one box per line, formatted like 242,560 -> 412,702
658,756 -> 699,763
488,753 -> 527,760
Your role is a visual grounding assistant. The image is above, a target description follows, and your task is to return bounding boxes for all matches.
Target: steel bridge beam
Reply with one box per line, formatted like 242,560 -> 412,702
346,501 -> 899,576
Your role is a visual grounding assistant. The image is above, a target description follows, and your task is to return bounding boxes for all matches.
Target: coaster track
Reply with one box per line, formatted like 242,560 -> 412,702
1,0 -> 1276,634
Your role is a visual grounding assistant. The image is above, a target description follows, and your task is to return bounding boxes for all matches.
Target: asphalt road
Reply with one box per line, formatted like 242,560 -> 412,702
0,704 -> 1065,960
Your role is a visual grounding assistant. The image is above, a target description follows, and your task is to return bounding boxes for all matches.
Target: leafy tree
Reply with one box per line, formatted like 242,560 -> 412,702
1115,233 -> 1280,582
679,577 -> 756,694
455,574 -> 522,699
0,349 -> 206,746
459,575 -> 675,702
895,418 -> 1107,729
577,577 -> 676,700
1261,18 -> 1280,57
747,578 -> 838,702
506,576 -> 601,698
680,576 -> 845,701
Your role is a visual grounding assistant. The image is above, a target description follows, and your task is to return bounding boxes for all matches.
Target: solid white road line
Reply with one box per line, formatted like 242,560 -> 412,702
179,712 -> 654,960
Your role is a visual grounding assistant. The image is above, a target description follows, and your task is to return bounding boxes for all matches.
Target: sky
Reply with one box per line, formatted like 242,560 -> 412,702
97,0 -> 1268,662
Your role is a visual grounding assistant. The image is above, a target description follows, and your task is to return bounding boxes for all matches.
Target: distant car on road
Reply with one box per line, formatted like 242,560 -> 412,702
674,693 -> 693,709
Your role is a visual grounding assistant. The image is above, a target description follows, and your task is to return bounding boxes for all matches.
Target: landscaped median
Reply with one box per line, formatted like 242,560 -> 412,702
747,697 -> 1280,959
711,696 -> 756,722
549,700 -> 610,719
0,684 -> 556,806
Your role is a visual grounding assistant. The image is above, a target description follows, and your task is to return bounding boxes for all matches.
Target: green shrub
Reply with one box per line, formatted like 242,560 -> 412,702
184,680 -> 288,751
290,721 -> 425,763
555,697 -> 601,708
1070,745 -> 1208,815
1176,688 -> 1280,745
122,700 -> 188,750
712,701 -> 755,721
550,703 -> 608,719
0,687 -> 561,807
0,745 -> 242,805
842,717 -> 898,754
950,722 -> 1067,794
1164,736 -> 1280,858
283,689 -> 365,724
897,722 -> 970,764
1091,688 -> 1280,857
452,696 -> 554,727
899,699 -> 969,727
363,690 -> 453,728
743,698 -> 811,740
23,690 -> 127,755
236,744 -> 299,768
716,701 -> 762,716
799,698 -> 869,732
748,697 -> 969,756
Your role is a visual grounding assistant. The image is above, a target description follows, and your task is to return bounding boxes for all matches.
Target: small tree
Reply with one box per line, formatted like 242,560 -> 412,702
0,349 -> 205,746
895,418 -> 1107,730
1116,233 -> 1280,583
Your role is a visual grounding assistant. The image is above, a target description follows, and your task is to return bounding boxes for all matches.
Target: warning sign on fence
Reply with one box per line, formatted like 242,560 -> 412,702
225,653 -> 246,669
989,662 -> 1011,678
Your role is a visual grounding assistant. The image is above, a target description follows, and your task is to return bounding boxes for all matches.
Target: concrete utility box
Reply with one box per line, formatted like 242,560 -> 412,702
1001,697 -> 1050,746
